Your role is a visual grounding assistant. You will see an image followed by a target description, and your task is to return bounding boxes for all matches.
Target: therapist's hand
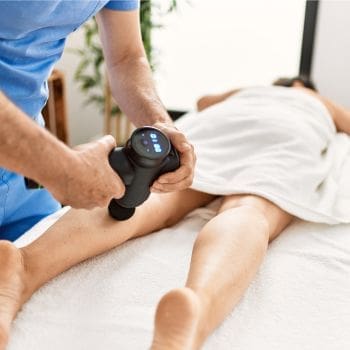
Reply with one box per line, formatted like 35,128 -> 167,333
150,122 -> 196,193
48,135 -> 125,209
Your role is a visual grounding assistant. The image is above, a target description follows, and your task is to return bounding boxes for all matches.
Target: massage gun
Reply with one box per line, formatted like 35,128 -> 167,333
24,126 -> 179,220
108,126 -> 180,221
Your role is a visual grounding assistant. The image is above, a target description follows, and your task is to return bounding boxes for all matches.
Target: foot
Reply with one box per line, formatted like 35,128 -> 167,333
151,288 -> 203,350
0,241 -> 28,350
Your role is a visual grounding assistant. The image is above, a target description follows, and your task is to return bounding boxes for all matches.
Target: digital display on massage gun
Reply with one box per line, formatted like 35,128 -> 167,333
132,128 -> 169,158
108,126 -> 180,221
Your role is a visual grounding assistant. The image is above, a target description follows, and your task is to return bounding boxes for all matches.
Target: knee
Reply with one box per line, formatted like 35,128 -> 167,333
163,215 -> 176,228
163,210 -> 184,228
238,205 -> 269,240
148,195 -> 182,229
220,204 -> 270,249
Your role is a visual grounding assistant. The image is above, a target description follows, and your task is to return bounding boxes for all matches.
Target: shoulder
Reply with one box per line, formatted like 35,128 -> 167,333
292,86 -> 337,119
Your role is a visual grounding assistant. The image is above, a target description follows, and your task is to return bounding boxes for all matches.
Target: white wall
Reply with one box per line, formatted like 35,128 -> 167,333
153,0 -> 306,110
57,0 -> 306,144
312,0 -> 350,107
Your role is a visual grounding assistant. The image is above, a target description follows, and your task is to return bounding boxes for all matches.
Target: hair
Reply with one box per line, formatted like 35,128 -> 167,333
273,75 -> 317,91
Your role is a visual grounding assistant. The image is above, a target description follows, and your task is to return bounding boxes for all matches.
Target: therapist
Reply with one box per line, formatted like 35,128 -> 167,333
0,1 -> 195,240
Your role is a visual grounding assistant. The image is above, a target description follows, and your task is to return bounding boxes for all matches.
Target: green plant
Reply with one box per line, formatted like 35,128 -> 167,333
72,0 -> 179,114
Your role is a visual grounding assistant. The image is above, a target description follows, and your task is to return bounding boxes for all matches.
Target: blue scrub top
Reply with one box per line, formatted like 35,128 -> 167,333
0,0 -> 139,241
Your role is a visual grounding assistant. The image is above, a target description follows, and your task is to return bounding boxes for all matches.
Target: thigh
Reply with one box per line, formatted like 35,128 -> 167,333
218,194 -> 293,241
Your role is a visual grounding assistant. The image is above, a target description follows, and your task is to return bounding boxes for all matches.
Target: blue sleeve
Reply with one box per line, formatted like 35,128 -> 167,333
104,0 -> 139,11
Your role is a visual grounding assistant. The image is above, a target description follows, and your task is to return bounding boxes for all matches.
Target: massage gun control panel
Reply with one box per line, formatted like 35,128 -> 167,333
108,126 -> 180,220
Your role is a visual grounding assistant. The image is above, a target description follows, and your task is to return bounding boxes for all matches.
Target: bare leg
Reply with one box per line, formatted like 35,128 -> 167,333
151,195 -> 293,350
0,189 -> 214,349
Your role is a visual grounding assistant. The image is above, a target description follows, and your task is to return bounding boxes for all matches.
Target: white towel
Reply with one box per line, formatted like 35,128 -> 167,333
176,86 -> 350,224
10,201 -> 350,350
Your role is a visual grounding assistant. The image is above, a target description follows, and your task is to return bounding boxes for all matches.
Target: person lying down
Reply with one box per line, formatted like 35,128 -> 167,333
1,76 -> 350,350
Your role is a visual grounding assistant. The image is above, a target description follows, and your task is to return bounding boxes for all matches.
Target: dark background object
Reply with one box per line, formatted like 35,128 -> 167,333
299,0 -> 319,78
42,70 -> 69,144
167,109 -> 187,121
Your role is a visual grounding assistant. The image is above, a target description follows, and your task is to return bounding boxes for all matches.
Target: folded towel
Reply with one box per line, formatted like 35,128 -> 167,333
175,86 -> 350,224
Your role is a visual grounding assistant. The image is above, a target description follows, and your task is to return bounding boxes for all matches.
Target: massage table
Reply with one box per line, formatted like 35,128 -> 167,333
8,157 -> 350,349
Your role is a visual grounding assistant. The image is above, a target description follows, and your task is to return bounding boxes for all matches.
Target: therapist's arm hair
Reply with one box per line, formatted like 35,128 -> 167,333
0,91 -> 76,185
0,92 -> 124,208
96,9 -> 171,126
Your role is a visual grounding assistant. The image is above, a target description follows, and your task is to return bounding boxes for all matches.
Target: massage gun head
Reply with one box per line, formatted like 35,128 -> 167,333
108,200 -> 135,221
108,126 -> 180,221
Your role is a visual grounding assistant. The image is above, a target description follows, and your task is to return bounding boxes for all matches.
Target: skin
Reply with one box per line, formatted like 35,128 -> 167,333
0,8 -> 195,210
0,83 -> 349,349
0,93 -> 124,209
96,9 -> 195,193
196,89 -> 241,112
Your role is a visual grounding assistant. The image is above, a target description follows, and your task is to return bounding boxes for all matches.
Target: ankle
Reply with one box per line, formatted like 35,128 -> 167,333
186,288 -> 212,345
185,286 -> 210,316
19,247 -> 40,302
0,324 -> 9,349
0,242 -> 31,327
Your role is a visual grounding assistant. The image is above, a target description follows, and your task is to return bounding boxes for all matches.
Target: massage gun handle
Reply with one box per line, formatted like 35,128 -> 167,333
108,145 -> 180,209
108,147 -> 134,186
121,145 -> 180,207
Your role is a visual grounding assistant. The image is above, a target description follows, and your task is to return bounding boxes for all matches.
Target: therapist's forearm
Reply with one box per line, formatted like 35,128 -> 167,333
107,56 -> 172,127
0,92 -> 75,185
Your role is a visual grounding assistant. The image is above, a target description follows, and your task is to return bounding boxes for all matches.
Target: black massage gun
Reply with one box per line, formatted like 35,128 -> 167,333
108,126 -> 180,221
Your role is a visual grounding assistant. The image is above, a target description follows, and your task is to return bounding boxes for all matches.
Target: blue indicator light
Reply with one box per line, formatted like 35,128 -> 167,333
150,133 -> 157,139
153,143 -> 162,153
